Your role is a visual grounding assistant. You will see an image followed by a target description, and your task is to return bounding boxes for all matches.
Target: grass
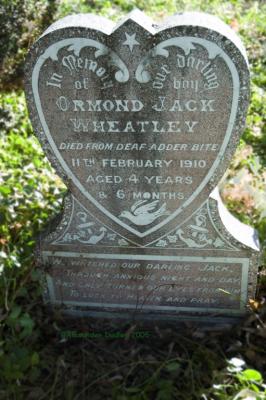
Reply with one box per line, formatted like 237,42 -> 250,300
0,0 -> 266,399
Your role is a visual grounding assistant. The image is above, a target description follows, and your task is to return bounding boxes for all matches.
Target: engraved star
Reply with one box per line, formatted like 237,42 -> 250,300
122,32 -> 140,52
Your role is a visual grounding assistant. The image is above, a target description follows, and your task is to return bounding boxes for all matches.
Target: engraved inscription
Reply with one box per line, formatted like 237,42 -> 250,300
32,35 -> 238,238
45,254 -> 248,313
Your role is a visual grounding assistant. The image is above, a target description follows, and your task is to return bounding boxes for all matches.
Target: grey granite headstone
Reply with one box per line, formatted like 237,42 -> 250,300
25,10 -> 260,323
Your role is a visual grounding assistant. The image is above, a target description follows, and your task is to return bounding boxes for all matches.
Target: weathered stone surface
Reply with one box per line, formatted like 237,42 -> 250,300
25,10 -> 260,322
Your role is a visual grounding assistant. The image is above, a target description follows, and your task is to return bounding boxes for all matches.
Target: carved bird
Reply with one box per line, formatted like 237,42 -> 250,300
120,200 -> 169,226
176,228 -> 212,248
78,227 -> 107,244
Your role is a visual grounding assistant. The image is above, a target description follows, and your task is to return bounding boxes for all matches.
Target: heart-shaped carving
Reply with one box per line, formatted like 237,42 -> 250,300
25,11 -> 249,244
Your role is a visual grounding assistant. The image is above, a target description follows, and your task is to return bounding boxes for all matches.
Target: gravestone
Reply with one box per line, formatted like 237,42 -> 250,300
25,10 -> 260,323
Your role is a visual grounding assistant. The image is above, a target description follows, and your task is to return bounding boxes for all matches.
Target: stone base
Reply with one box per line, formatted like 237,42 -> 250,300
37,189 -> 260,323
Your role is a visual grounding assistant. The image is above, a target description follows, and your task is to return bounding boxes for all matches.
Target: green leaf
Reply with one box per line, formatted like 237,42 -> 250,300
16,286 -> 28,297
239,369 -> 263,382
0,186 -> 11,195
125,387 -> 141,393
7,305 -> 22,320
31,352 -> 40,366
165,362 -> 180,372
19,312 -> 34,338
